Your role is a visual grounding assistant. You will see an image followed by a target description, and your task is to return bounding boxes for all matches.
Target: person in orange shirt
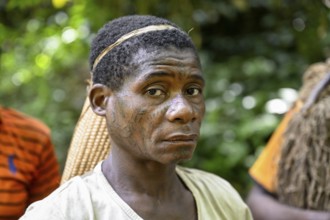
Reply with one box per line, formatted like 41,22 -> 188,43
0,106 -> 60,219
247,61 -> 330,220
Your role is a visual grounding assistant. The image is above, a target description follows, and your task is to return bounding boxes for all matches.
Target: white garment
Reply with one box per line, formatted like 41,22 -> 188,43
20,162 -> 252,220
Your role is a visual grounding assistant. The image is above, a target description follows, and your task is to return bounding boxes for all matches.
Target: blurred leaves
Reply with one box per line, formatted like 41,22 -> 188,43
1,0 -> 329,197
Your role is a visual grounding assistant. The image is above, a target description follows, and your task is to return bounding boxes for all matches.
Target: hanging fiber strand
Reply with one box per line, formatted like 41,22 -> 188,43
277,60 -> 330,211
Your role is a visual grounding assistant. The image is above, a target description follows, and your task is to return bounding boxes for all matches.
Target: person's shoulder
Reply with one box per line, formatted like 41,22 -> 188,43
177,166 -> 231,186
21,175 -> 96,219
177,166 -> 252,219
1,107 -> 50,135
58,163 -> 103,194
176,166 -> 243,201
30,172 -> 97,203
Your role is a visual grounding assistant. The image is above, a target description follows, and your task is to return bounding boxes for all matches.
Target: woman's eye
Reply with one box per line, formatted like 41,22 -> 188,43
186,88 -> 201,96
147,88 -> 163,96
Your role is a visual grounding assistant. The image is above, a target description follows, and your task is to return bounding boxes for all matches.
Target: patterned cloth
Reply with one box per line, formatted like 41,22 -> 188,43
0,107 -> 60,219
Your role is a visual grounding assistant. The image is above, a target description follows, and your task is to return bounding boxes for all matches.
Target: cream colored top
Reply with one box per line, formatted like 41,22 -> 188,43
20,162 -> 252,220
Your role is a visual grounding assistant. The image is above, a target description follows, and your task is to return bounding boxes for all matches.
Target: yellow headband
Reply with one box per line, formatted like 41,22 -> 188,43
92,24 -> 176,71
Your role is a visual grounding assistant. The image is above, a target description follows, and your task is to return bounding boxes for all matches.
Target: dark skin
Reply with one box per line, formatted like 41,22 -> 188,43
89,47 -> 205,220
247,184 -> 330,220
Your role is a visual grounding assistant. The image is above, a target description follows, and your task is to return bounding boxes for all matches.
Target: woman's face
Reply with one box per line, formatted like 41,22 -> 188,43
97,47 -> 205,165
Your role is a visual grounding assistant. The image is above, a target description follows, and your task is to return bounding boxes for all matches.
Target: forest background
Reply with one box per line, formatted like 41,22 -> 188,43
1,0 -> 329,197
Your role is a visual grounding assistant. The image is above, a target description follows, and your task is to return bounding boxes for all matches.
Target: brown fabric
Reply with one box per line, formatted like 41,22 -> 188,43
248,101 -> 303,193
61,97 -> 110,183
277,60 -> 330,210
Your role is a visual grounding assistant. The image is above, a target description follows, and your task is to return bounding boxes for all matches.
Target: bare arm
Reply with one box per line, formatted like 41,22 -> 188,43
246,184 -> 330,220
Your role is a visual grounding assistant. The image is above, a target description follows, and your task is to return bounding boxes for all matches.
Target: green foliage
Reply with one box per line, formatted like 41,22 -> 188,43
1,0 -> 329,197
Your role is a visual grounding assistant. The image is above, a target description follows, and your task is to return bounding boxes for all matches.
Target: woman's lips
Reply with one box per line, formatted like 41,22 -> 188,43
164,134 -> 198,142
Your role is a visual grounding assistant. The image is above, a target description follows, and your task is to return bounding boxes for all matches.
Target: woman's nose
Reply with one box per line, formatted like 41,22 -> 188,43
165,95 -> 196,123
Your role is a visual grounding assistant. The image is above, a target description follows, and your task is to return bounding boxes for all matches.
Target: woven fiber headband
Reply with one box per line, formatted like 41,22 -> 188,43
92,24 -> 176,71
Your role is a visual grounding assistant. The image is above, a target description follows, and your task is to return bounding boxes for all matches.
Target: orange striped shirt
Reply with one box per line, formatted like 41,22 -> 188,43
0,107 -> 60,219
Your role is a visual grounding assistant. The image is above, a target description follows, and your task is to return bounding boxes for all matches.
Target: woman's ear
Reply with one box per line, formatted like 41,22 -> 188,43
89,84 -> 111,116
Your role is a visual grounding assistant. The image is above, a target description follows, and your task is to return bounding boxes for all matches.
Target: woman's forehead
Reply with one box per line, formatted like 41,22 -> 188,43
132,47 -> 201,68
129,48 -> 204,85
